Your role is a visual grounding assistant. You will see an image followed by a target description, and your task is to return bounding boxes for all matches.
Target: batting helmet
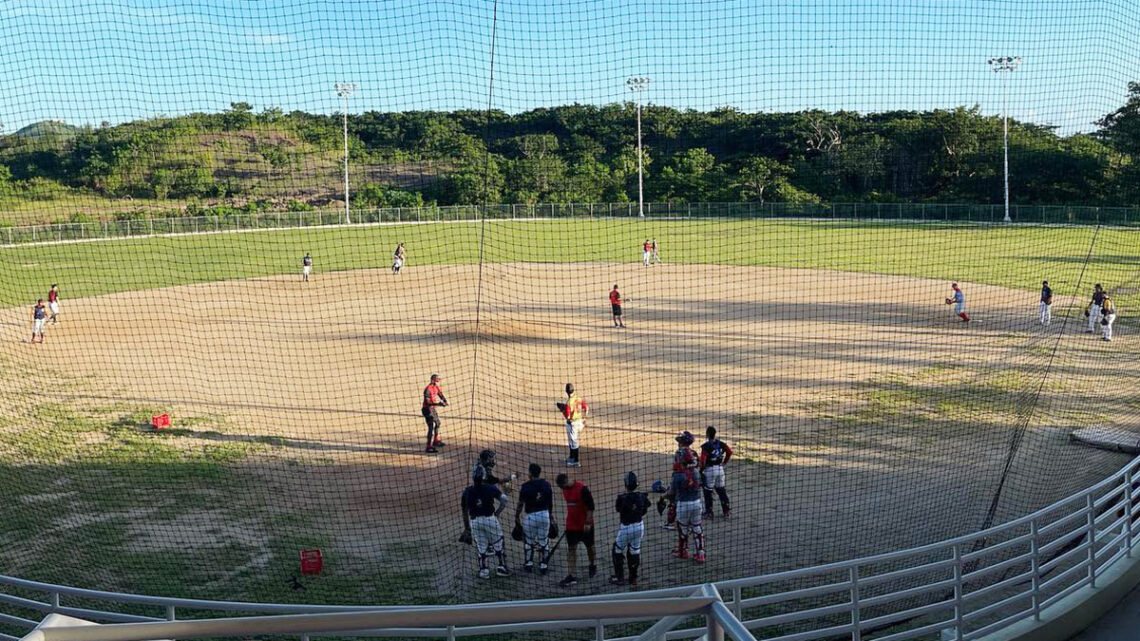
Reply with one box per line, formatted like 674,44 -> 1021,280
472,464 -> 487,484
651,479 -> 666,493
623,471 -> 638,491
675,430 -> 694,446
479,449 -> 497,469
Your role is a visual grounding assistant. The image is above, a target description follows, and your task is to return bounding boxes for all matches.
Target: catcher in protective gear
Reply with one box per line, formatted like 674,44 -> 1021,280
610,471 -> 651,586
460,463 -> 511,579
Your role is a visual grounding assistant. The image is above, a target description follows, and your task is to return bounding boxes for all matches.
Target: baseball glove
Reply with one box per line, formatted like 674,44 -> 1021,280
458,529 -> 473,545
1101,318 -> 1109,326
556,402 -> 568,414
945,298 -> 953,305
1085,309 -> 1091,317
1044,296 -> 1053,305
548,522 -> 559,539
511,523 -> 525,542
656,496 -> 668,515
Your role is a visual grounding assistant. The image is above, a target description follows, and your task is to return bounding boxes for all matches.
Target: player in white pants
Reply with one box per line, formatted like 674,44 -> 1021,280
1100,295 -> 1117,341
558,383 -> 588,467
392,243 -> 406,274
610,472 -> 651,586
1039,281 -> 1052,326
1086,284 -> 1105,333
642,239 -> 652,266
301,253 -> 312,281
514,463 -> 553,575
461,464 -> 510,579
700,426 -> 733,518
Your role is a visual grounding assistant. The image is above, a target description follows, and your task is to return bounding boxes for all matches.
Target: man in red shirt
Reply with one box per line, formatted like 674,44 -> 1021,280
609,285 -> 625,328
556,473 -> 597,587
422,374 -> 448,453
47,284 -> 60,324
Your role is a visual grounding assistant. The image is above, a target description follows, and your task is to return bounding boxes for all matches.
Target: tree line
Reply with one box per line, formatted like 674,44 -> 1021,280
2,83 -> 1138,221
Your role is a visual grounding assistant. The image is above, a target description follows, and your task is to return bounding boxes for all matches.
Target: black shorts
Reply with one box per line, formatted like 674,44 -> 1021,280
566,529 -> 595,547
422,407 -> 440,428
611,304 -> 622,317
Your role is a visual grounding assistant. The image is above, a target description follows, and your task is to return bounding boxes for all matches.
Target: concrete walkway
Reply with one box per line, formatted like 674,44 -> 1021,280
1069,582 -> 1140,640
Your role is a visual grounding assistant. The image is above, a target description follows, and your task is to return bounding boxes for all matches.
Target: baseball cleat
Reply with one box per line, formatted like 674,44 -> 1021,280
1085,329 -> 1094,334
433,440 -> 446,447
495,566 -> 511,577
1103,337 -> 1112,341
477,568 -> 491,580
702,511 -> 714,519
628,578 -> 638,587
425,447 -> 438,454
588,564 -> 597,578
523,562 -> 534,573
722,508 -> 731,518
671,548 -> 689,560
694,551 -> 707,563
559,575 -> 578,588
609,576 -> 625,586
539,563 -> 549,575
567,460 -> 581,468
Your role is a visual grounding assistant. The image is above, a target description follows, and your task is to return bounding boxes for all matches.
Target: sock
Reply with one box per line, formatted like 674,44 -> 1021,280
703,488 -> 714,513
524,544 -> 534,565
715,487 -> 730,510
612,551 -> 624,579
571,448 -> 579,462
495,551 -> 506,568
628,553 -> 640,583
479,555 -> 488,570
694,529 -> 705,553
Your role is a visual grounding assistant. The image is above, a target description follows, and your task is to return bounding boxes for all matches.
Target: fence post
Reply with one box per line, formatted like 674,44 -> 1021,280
595,620 -> 605,641
732,586 -> 742,619
951,544 -> 965,637
1125,466 -> 1134,557
166,605 -> 176,621
850,566 -> 861,641
50,592 -> 59,612
1087,494 -> 1097,587
1030,519 -> 1042,621
706,610 -> 725,641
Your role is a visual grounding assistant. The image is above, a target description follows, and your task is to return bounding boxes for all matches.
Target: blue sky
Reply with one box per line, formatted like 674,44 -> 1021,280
1,0 -> 1137,134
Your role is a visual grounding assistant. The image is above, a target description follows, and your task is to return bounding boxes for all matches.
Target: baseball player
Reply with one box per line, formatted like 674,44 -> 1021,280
392,243 -> 406,274
650,238 -> 661,265
642,239 -> 652,267
460,464 -> 510,579
1039,281 -> 1053,326
556,472 -> 597,587
700,426 -> 733,518
667,450 -> 706,562
609,285 -> 626,328
30,299 -> 48,343
514,463 -> 553,575
610,471 -> 651,587
1085,284 -> 1106,333
557,383 -> 588,467
1100,294 -> 1117,342
422,374 -> 448,453
47,284 -> 60,324
301,253 -> 313,281
945,283 -> 969,323
658,431 -> 696,529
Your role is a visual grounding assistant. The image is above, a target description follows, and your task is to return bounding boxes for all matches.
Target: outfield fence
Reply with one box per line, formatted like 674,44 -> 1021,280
3,201 -> 1140,246
2,453 -> 1137,641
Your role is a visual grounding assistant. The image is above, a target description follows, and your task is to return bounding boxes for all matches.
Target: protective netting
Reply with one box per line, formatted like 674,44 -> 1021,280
1,0 -> 1139,618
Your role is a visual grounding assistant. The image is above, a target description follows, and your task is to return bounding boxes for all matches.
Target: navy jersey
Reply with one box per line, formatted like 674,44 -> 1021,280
462,483 -> 502,518
1041,285 -> 1052,302
615,491 -> 651,525
671,470 -> 701,502
519,478 -> 553,513
303,256 -> 312,266
33,304 -> 46,319
701,439 -> 732,466
1093,291 -> 1106,305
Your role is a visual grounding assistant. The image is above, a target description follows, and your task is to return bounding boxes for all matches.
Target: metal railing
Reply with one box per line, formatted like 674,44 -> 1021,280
2,454 -> 1137,641
3,201 -> 1140,246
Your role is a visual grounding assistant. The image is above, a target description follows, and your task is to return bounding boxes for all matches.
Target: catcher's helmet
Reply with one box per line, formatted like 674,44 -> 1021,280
479,449 -> 497,469
675,430 -> 695,446
472,463 -> 488,484
623,471 -> 638,491
680,450 -> 697,468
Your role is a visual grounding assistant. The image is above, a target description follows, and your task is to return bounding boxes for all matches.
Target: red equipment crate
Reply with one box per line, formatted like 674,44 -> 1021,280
300,549 -> 323,575
151,414 -> 171,430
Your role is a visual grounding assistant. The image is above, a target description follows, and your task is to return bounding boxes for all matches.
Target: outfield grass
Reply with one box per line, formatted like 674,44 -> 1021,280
1,219 -> 1137,309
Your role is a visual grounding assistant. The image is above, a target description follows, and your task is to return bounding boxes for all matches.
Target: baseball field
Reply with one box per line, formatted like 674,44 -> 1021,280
0,218 -> 1137,607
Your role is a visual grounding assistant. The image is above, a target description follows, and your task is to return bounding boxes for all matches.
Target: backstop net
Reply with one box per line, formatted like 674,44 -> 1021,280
1,0 -> 1139,614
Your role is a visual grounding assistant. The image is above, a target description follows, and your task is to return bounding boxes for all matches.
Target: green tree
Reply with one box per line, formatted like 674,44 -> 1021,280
734,156 -> 792,204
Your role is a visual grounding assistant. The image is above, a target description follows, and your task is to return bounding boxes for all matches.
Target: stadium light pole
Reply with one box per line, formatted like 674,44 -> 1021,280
988,57 -> 1021,223
626,76 -> 651,217
335,83 -> 357,225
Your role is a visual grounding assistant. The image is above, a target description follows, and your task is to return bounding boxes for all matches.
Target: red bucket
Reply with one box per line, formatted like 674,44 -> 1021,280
150,414 -> 171,430
300,549 -> 323,575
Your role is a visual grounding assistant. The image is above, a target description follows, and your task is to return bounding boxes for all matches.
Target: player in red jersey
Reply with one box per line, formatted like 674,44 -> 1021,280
642,239 -> 652,266
556,473 -> 597,587
47,284 -> 60,324
422,374 -> 448,453
609,285 -> 626,328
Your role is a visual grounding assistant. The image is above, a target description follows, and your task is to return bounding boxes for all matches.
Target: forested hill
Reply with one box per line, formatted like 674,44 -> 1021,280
1,83 -> 1138,224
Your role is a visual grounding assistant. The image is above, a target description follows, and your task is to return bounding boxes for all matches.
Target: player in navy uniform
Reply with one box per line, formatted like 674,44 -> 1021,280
514,463 -> 554,574
301,253 -> 313,281
610,472 -> 651,586
1086,284 -> 1106,333
1039,280 -> 1053,325
700,426 -> 733,518
30,299 -> 48,343
461,464 -> 510,579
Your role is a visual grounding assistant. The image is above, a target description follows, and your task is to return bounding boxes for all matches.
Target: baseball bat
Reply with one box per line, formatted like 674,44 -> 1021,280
541,531 -> 566,565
